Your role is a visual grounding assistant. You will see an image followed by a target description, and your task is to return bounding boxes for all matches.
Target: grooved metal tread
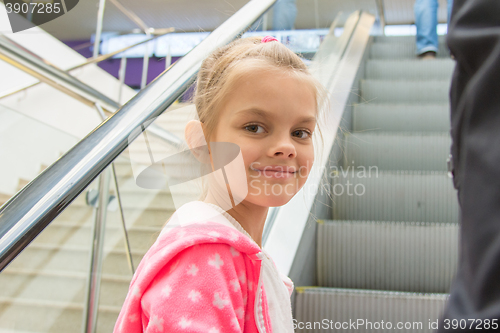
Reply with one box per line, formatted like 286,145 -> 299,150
353,104 -> 450,132
372,35 -> 448,44
331,171 -> 459,223
365,59 -> 455,80
295,287 -> 448,333
370,42 -> 450,59
361,80 -> 450,104
317,220 -> 458,293
344,132 -> 451,171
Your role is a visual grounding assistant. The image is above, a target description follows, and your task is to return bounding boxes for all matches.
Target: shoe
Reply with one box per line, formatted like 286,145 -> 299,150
418,51 -> 437,60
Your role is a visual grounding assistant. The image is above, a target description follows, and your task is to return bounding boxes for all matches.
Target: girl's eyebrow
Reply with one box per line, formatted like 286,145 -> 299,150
234,108 -> 316,124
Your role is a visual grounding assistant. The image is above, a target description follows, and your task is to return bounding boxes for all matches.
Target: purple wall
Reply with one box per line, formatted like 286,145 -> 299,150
64,40 -> 181,89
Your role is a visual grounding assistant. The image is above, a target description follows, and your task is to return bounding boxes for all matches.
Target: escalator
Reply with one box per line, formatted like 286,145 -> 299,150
0,3 -> 459,333
293,35 -> 458,332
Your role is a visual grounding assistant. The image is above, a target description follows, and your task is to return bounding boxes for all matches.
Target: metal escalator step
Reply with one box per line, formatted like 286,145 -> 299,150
294,287 -> 447,333
365,59 -> 455,80
361,80 -> 450,103
370,42 -> 450,59
372,35 -> 447,44
331,171 -> 459,223
317,220 -> 458,293
344,132 -> 451,171
353,104 -> 450,132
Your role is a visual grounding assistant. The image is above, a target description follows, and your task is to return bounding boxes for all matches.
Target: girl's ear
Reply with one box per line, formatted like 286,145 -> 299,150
185,120 -> 211,164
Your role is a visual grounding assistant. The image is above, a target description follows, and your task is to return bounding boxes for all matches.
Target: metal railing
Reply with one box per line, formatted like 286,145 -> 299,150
0,29 -> 174,100
0,0 -> 277,271
0,2 -> 277,332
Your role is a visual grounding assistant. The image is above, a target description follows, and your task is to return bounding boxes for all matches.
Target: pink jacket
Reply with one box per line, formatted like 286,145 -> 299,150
114,201 -> 294,333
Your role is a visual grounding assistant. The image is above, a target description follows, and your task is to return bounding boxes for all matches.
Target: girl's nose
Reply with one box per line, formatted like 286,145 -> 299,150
271,139 -> 296,159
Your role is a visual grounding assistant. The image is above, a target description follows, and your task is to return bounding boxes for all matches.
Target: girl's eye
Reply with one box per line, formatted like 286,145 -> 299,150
245,124 -> 265,134
292,129 -> 311,139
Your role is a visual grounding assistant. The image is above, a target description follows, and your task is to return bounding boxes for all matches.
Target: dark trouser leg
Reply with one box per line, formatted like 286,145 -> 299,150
439,1 -> 500,331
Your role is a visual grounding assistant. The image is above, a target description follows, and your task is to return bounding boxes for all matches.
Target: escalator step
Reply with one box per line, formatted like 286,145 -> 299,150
330,171 -> 458,223
361,80 -> 450,104
317,220 -> 458,293
365,59 -> 455,80
294,287 -> 447,333
344,132 -> 451,171
372,35 -> 447,44
353,104 -> 450,132
370,42 -> 450,59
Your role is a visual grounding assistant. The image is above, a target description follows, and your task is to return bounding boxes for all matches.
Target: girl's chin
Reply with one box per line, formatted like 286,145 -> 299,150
245,192 -> 296,208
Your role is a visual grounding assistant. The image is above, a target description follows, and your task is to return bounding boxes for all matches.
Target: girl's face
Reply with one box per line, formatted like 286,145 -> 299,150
210,67 -> 317,208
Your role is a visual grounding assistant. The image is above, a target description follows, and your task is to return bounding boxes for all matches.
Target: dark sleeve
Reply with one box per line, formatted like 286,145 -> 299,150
439,1 -> 500,331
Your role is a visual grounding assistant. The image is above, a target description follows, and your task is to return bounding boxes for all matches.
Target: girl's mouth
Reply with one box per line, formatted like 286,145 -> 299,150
252,166 -> 297,179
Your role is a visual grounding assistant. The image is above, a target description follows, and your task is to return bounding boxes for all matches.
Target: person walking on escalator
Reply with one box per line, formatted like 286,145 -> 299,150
414,0 -> 453,59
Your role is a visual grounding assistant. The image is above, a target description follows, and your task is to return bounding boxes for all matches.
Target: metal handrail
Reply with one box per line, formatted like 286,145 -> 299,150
0,29 -> 174,100
0,36 -> 120,112
0,0 -> 277,272
0,33 -> 186,149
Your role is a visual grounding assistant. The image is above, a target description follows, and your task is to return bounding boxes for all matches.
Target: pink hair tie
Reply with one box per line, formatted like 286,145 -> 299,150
261,36 -> 278,43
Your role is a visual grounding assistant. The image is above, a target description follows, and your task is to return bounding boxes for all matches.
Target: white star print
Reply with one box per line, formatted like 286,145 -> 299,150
231,317 -> 241,330
213,292 -> 229,309
229,247 -> 240,257
131,286 -> 140,298
188,290 -> 201,302
208,231 -> 220,238
208,328 -> 220,333
235,307 -> 244,319
229,231 -> 239,242
238,273 -> 246,284
208,253 -> 224,269
230,279 -> 240,292
187,264 -> 199,276
150,315 -> 164,332
248,281 -> 253,291
129,313 -> 139,323
178,317 -> 192,329
162,284 -> 172,297
119,318 -> 126,331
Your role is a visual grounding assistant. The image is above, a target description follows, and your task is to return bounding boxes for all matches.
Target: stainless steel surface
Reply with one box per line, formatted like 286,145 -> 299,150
93,0 -> 107,58
0,0 -> 277,272
0,31 -> 174,100
111,162 -> 135,274
108,0 -> 154,90
82,168 -> 111,333
118,56 -> 127,104
94,102 -> 135,275
109,0 -> 150,33
141,31 -> 151,90
72,29 -> 174,70
375,0 -> 386,34
295,287 -> 448,333
0,36 -> 120,112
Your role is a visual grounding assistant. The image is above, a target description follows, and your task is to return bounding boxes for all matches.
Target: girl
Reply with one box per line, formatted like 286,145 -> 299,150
114,36 -> 324,333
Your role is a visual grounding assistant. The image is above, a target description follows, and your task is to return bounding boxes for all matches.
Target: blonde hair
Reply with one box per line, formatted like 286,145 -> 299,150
194,36 -> 326,142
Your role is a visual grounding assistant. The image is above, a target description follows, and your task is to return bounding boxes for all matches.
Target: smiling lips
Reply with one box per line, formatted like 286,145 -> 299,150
252,166 -> 297,179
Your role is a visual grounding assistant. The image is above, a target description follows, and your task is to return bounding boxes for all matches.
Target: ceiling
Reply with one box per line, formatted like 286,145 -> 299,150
39,0 -> 450,41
